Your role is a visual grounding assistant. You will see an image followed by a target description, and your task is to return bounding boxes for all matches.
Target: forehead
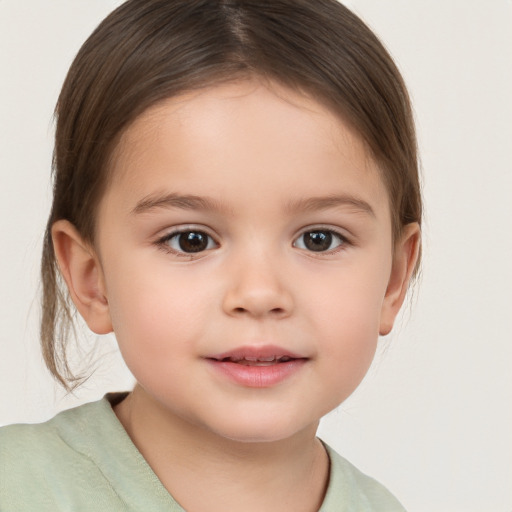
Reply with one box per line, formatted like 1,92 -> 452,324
104,79 -> 389,217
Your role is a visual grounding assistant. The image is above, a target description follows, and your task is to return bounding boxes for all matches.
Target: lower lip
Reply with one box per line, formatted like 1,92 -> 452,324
207,359 -> 307,388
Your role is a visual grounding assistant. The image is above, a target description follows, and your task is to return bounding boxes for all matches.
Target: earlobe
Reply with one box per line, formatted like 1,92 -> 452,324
51,220 -> 113,335
379,223 -> 421,336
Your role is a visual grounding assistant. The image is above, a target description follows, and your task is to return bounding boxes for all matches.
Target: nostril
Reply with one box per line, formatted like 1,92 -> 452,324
231,306 -> 286,316
223,289 -> 293,318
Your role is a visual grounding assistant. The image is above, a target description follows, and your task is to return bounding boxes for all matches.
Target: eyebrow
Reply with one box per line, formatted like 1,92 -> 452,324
131,193 -> 229,215
286,195 -> 375,217
131,192 -> 375,217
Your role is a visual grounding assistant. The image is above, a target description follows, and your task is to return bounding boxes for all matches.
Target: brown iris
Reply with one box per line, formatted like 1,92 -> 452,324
302,231 -> 333,252
178,232 -> 210,253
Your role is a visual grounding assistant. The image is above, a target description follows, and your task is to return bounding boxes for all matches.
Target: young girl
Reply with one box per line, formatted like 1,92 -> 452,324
0,0 -> 421,510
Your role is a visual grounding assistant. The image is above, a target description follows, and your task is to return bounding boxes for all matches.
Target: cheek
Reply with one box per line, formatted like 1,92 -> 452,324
103,258 -> 211,369
303,258 -> 391,394
314,304 -> 379,407
305,256 -> 390,336
320,298 -> 380,379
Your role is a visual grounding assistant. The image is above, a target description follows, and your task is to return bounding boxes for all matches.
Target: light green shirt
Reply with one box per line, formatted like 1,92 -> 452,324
0,393 -> 406,511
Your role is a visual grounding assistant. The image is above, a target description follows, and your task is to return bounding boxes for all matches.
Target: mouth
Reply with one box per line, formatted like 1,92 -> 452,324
205,346 -> 308,387
207,345 -> 307,365
212,355 -> 298,366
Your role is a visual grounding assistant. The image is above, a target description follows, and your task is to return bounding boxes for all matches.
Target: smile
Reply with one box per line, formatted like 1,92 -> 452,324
217,355 -> 294,366
206,346 -> 308,387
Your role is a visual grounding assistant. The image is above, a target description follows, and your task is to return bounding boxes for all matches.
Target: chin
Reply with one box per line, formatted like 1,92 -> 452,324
205,415 -> 318,445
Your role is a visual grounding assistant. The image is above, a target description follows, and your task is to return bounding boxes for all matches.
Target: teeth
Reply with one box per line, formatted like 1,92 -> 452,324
240,360 -> 276,366
222,355 -> 294,365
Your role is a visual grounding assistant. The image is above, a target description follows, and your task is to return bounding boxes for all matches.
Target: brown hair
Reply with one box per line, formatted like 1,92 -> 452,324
42,0 -> 422,390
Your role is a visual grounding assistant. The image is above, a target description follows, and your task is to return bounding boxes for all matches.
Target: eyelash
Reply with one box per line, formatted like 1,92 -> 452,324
293,228 -> 350,254
155,227 -> 351,257
156,228 -> 218,257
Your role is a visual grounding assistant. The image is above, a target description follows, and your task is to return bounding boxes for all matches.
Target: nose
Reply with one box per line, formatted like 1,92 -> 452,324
222,252 -> 294,319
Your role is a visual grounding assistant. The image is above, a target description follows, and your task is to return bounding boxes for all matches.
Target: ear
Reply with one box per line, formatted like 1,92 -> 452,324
379,223 -> 421,336
52,220 -> 113,335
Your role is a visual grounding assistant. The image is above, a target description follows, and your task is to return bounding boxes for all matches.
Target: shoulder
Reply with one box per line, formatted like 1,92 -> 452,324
0,396 -> 112,465
0,395 -> 128,511
320,442 -> 407,512
0,406 -> 86,472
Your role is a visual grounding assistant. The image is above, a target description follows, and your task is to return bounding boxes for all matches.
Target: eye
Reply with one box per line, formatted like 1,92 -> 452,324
293,229 -> 346,253
161,230 -> 217,254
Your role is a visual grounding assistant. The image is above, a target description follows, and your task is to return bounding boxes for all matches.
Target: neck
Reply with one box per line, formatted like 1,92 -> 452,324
114,386 -> 329,512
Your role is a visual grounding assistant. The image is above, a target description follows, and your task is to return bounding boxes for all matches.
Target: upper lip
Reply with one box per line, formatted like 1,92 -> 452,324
206,345 -> 307,362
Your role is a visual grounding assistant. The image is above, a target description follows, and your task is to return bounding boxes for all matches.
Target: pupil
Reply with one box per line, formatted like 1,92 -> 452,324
304,231 -> 332,251
179,232 -> 208,253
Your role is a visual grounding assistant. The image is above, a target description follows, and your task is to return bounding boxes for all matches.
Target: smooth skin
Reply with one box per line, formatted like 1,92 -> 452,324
52,80 -> 420,512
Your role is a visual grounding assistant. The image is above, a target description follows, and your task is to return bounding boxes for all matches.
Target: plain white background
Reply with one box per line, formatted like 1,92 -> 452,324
1,1 -> 511,510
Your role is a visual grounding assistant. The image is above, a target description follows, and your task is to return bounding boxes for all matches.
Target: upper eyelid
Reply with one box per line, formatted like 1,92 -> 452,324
157,225 -> 219,241
155,228 -> 218,258
154,226 -> 220,255
294,227 -> 355,253
154,224 -> 352,244
294,225 -> 351,240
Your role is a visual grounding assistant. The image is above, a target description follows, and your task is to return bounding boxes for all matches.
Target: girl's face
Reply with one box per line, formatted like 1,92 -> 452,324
78,80 -> 415,442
